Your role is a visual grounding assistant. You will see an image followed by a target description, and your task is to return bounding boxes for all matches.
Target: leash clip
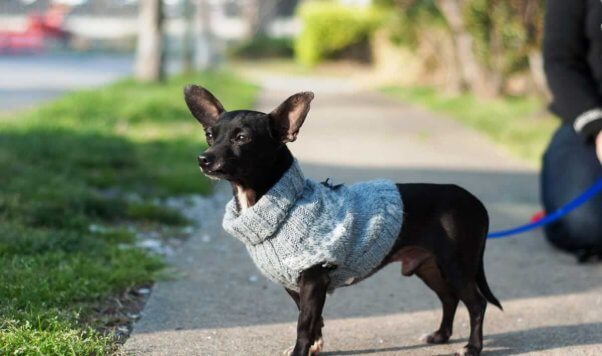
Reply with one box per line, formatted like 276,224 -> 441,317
321,178 -> 343,190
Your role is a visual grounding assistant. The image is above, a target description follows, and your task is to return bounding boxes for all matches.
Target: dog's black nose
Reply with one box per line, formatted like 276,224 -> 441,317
198,155 -> 211,168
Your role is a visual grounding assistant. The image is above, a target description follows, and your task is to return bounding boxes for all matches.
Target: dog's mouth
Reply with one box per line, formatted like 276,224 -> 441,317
200,166 -> 229,180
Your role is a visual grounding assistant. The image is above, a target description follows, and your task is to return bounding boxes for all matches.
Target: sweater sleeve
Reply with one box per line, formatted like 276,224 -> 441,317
543,0 -> 602,141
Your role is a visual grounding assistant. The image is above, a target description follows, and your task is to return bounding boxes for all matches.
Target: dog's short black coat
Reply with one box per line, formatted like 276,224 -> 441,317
184,85 -> 502,356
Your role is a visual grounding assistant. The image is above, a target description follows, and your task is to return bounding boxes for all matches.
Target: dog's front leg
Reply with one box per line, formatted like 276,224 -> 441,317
285,288 -> 325,355
291,265 -> 329,356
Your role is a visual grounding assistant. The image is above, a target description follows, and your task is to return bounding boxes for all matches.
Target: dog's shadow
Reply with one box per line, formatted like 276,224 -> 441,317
324,342 -> 440,355
323,322 -> 602,355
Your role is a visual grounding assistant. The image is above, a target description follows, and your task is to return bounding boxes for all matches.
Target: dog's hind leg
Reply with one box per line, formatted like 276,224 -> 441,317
455,282 -> 487,356
395,246 -> 459,344
414,257 -> 459,344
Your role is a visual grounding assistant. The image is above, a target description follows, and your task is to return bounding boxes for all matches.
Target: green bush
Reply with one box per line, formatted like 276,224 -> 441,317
378,0 -> 545,94
464,0 -> 543,77
294,2 -> 384,66
375,0 -> 442,48
229,35 -> 294,59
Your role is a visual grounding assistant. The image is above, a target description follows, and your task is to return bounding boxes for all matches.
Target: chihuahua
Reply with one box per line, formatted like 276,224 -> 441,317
184,85 -> 502,356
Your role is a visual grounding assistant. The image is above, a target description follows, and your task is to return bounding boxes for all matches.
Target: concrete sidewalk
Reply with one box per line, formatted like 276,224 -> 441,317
124,72 -> 602,355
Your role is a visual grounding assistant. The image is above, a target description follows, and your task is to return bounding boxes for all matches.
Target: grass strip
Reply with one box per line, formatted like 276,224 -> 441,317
0,70 -> 257,354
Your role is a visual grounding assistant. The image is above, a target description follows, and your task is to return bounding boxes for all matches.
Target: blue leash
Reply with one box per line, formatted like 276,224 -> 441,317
487,178 -> 602,239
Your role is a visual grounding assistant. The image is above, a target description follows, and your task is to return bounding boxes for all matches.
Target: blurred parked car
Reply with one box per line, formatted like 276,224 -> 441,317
0,4 -> 70,53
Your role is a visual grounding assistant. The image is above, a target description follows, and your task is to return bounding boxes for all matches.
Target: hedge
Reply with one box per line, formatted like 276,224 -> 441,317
294,2 -> 384,66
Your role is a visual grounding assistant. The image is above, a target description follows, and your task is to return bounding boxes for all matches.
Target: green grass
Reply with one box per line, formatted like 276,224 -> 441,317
381,86 -> 559,164
0,70 -> 258,354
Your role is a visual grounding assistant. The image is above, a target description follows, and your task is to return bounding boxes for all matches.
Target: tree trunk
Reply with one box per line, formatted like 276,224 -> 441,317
194,0 -> 216,70
243,0 -> 279,39
487,18 -> 505,96
528,51 -> 551,101
181,0 -> 194,73
436,0 -> 490,95
135,0 -> 164,83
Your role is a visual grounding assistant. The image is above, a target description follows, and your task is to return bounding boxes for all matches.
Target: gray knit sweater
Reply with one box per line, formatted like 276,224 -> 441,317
222,160 -> 404,292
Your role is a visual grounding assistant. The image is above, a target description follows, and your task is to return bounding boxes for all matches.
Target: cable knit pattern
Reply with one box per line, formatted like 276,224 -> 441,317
222,160 -> 404,292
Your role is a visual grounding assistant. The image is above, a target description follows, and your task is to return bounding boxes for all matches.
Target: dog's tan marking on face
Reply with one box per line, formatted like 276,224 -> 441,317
201,167 -> 220,181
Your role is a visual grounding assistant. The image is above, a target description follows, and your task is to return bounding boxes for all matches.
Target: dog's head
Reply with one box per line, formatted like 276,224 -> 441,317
184,85 -> 314,183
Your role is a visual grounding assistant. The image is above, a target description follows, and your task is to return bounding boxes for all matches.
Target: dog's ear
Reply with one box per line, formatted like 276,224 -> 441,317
269,92 -> 314,143
184,85 -> 225,129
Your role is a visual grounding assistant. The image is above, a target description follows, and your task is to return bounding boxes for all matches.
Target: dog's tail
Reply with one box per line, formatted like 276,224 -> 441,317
476,261 -> 503,310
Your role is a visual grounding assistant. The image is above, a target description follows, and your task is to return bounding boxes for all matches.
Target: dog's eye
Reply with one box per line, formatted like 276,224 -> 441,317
235,134 -> 248,143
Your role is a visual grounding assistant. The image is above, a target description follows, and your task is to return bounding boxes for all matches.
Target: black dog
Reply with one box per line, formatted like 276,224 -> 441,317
184,85 -> 502,356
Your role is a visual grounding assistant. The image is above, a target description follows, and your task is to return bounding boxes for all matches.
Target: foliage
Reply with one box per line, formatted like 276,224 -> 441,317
0,71 -> 258,353
294,1 -> 384,66
375,0 -> 442,48
464,0 -> 545,76
379,0 -> 546,95
229,35 -> 294,59
382,86 -> 557,163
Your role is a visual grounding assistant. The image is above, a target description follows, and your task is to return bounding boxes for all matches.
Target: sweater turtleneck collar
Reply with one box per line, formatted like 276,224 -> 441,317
222,160 -> 306,246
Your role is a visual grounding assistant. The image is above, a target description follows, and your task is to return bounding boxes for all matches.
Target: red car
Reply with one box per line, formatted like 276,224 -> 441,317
0,5 -> 70,53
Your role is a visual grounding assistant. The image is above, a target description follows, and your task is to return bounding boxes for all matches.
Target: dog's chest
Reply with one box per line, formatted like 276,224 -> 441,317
234,185 -> 256,211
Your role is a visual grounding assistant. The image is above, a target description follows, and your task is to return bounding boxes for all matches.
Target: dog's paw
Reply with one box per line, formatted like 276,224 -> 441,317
282,345 -> 294,356
454,345 -> 481,356
309,337 -> 324,354
282,338 -> 324,356
424,330 -> 451,344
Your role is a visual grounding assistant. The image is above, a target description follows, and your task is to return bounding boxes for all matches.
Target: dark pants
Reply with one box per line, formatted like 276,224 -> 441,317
541,124 -> 602,254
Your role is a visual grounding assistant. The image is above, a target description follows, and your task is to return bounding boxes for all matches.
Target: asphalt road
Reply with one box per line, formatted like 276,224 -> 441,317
0,53 -> 133,112
124,71 -> 602,355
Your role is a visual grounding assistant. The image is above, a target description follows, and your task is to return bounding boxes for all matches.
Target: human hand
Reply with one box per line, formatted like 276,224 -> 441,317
597,131 -> 602,164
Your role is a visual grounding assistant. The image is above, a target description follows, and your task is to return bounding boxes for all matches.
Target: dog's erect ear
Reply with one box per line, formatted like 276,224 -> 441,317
184,85 -> 225,129
269,92 -> 314,143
